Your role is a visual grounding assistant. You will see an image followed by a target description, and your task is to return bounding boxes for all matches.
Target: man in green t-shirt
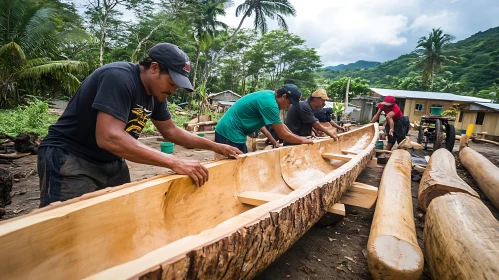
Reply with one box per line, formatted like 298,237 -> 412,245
215,84 -> 313,153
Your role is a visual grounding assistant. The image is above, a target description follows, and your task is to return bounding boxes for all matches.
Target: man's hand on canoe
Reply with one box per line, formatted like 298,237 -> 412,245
171,160 -> 209,187
216,143 -> 243,158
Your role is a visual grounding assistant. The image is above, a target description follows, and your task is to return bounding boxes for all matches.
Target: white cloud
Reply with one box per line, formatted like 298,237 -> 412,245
409,11 -> 457,33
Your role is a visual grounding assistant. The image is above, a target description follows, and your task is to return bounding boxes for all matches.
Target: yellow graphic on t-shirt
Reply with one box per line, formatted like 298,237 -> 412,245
125,105 -> 152,138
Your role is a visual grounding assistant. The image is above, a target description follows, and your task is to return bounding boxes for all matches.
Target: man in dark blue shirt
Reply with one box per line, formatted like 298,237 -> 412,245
284,89 -> 344,145
38,43 -> 241,207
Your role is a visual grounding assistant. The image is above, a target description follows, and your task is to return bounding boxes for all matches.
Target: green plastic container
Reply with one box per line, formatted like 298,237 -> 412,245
375,140 -> 384,150
430,107 -> 443,115
198,133 -> 205,137
160,142 -> 174,154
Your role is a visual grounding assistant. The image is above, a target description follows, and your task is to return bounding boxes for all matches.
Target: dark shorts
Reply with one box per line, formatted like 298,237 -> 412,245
37,146 -> 131,207
214,131 -> 248,153
386,116 -> 410,144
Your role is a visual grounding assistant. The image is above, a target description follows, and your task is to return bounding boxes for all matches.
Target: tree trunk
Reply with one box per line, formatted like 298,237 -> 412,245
418,148 -> 479,212
424,193 -> 499,280
131,20 -> 166,63
459,147 -> 499,209
367,150 -> 423,280
192,43 -> 201,90
52,80 -> 61,99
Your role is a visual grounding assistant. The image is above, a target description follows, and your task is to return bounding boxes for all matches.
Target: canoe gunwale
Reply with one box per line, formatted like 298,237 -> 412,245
89,123 -> 379,279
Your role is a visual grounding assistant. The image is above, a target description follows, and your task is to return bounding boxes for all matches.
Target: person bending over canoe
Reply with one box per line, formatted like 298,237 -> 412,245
313,106 -> 347,137
37,43 -> 242,207
370,95 -> 410,150
284,89 -> 344,145
215,84 -> 313,153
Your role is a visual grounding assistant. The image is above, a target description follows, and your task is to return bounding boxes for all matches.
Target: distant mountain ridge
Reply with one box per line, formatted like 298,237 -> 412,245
320,26 -> 499,92
325,60 -> 380,70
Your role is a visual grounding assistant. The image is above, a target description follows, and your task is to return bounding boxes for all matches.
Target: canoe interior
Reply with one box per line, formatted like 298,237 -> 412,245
0,124 -> 377,279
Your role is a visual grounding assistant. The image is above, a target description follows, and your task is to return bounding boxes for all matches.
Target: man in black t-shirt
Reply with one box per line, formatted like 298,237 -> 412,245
38,43 -> 242,207
313,107 -> 346,137
284,89 -> 344,145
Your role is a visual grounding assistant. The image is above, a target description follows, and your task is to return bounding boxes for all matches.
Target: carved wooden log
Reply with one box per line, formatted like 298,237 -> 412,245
0,168 -> 12,217
0,124 -> 379,280
418,148 -> 479,212
367,150 -> 423,280
459,147 -> 499,210
424,193 -> 499,280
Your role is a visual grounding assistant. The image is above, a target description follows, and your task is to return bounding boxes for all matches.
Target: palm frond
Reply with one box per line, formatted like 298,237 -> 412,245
18,60 -> 88,79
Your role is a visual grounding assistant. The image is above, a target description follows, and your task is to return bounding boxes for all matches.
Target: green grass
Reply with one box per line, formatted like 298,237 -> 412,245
0,100 -> 59,137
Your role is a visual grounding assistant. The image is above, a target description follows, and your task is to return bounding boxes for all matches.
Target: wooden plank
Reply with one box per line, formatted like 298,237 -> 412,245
238,191 -> 286,206
367,158 -> 378,167
424,193 -> 499,280
367,149 -> 423,280
375,149 -> 392,154
460,147 -> 499,210
0,152 -> 31,159
340,182 -> 378,209
341,150 -> 358,155
322,153 -> 353,161
239,191 -> 346,216
413,165 -> 426,173
418,148 -> 479,212
328,203 -> 345,216
471,138 -> 499,146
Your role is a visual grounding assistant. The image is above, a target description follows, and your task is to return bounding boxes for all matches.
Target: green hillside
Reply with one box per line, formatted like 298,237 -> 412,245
325,60 -> 380,70
320,26 -> 499,94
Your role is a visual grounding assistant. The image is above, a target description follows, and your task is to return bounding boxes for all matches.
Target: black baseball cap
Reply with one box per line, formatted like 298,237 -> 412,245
282,84 -> 302,108
148,43 -> 194,92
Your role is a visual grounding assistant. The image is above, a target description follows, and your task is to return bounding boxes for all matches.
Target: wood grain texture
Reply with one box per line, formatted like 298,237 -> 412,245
424,193 -> 499,280
0,124 -> 378,280
459,147 -> 499,210
418,148 -> 479,212
367,150 -> 423,280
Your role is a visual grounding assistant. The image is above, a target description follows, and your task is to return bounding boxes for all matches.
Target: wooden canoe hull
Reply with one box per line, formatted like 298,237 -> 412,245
0,124 -> 378,280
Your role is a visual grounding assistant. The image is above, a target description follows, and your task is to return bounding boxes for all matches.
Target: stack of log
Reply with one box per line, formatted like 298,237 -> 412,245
0,132 -> 40,159
418,148 -> 499,279
367,150 -> 424,280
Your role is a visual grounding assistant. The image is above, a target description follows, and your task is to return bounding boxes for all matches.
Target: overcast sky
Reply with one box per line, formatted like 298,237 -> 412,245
220,0 -> 499,66
73,0 -> 499,67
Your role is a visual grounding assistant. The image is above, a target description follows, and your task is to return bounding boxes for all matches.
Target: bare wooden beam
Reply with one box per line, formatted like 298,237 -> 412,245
375,149 -> 392,154
367,158 -> 378,167
341,150 -> 358,155
322,153 -> 353,161
238,191 -> 345,216
340,182 -> 378,209
424,193 -> 499,280
238,191 -> 286,206
418,148 -> 479,212
460,147 -> 499,210
328,203 -> 345,216
367,150 -> 423,280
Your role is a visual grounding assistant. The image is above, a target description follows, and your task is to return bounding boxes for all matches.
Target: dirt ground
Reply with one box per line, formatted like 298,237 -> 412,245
1,130 -> 499,279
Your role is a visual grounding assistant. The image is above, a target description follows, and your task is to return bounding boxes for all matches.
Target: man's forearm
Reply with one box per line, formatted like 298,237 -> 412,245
261,127 -> 279,147
388,118 -> 395,131
330,120 -> 342,129
312,122 -> 336,138
98,131 -> 179,169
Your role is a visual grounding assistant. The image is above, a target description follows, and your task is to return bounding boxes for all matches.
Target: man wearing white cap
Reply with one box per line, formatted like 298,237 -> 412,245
37,43 -> 242,207
284,89 -> 343,145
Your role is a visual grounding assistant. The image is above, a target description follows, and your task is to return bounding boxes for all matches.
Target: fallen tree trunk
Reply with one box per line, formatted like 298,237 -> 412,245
418,148 -> 479,212
471,137 -> 499,146
424,193 -> 499,280
367,150 -> 423,280
459,147 -> 499,210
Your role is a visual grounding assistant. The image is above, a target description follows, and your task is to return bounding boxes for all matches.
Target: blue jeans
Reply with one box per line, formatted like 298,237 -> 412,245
37,146 -> 130,207
214,131 -> 248,153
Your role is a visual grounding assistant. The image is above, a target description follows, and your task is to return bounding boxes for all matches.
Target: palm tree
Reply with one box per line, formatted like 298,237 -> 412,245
202,0 -> 296,89
0,0 -> 88,107
191,0 -> 232,89
413,28 -> 459,89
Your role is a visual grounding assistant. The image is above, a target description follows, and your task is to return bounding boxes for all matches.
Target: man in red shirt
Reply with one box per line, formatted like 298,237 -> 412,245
370,96 -> 409,150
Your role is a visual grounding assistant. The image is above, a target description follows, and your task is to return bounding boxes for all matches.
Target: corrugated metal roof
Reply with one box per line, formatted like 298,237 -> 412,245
208,90 -> 242,98
370,88 -> 492,103
217,101 -> 236,106
476,102 -> 499,111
